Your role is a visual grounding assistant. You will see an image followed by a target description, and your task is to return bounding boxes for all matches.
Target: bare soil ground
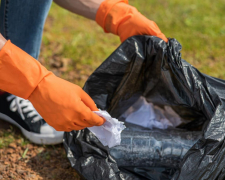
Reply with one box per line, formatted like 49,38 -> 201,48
0,120 -> 80,180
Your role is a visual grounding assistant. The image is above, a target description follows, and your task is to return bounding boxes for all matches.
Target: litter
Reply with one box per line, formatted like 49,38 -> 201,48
64,36 -> 225,180
88,110 -> 126,148
120,96 -> 185,130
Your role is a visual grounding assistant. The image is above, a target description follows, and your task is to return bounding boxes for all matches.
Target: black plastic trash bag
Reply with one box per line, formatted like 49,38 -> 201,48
63,36 -> 225,180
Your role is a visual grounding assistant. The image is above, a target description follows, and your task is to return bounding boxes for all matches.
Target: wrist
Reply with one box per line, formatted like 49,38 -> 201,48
0,41 -> 51,99
96,0 -> 129,32
0,34 -> 7,50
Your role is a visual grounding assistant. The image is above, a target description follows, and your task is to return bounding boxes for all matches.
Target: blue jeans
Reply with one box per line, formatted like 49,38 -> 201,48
0,0 -> 52,59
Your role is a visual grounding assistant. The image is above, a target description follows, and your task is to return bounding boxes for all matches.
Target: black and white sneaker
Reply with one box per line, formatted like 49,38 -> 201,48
0,93 -> 64,145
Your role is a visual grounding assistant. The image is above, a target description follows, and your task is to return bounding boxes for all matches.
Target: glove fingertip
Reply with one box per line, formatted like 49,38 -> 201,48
159,34 -> 168,43
94,116 -> 106,126
163,37 -> 168,43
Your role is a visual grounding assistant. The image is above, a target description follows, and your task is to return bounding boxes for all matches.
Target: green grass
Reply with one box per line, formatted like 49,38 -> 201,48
131,0 -> 225,78
41,3 -> 120,86
0,131 -> 15,148
21,147 -> 29,159
0,126 -> 17,148
40,1 -> 225,87
1,0 -> 224,148
0,125 -> 30,149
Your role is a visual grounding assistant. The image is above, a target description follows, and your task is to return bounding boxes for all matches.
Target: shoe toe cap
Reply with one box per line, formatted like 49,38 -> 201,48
40,123 -> 64,136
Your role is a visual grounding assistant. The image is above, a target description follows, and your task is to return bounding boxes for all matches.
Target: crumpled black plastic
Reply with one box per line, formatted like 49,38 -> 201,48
63,36 -> 225,180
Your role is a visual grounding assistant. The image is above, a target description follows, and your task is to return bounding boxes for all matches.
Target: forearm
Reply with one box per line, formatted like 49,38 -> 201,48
53,0 -> 104,20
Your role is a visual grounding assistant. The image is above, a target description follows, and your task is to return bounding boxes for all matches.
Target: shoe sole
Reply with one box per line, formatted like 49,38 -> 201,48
0,112 -> 64,145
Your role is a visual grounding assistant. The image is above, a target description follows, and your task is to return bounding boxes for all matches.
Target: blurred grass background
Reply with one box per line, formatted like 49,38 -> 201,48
0,0 -> 225,179
2,0 -> 225,158
40,0 -> 225,87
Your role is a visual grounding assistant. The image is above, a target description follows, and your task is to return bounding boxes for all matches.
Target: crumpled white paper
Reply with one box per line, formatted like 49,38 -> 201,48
121,96 -> 184,130
88,110 -> 126,148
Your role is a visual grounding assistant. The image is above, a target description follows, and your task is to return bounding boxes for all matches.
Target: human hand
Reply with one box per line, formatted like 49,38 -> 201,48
96,0 -> 168,42
29,74 -> 105,131
0,41 -> 105,131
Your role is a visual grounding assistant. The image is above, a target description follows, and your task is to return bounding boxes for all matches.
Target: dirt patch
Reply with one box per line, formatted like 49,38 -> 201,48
0,120 -> 80,180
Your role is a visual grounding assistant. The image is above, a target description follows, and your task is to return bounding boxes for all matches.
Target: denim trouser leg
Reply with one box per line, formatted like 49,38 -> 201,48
0,0 -> 52,59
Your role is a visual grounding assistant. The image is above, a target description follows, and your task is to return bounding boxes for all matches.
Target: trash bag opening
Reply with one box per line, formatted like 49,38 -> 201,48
111,90 -> 205,132
119,96 -> 189,130
64,36 -> 225,180
108,94 -> 202,169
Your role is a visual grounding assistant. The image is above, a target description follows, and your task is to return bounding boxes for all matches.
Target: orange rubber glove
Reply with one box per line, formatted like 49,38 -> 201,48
96,0 -> 168,42
0,40 -> 105,131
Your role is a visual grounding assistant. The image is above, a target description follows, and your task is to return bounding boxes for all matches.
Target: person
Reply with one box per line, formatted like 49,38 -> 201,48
0,0 -> 167,145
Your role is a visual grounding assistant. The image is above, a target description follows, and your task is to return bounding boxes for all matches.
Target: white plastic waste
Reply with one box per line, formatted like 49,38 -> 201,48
121,96 -> 184,129
88,110 -> 126,148
89,97 -> 183,148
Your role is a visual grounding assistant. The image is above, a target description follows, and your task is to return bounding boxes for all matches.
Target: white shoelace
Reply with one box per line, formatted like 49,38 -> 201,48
7,95 -> 42,123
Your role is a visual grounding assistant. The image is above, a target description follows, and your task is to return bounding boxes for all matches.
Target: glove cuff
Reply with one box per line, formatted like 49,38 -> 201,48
0,40 -> 51,99
96,0 -> 128,33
